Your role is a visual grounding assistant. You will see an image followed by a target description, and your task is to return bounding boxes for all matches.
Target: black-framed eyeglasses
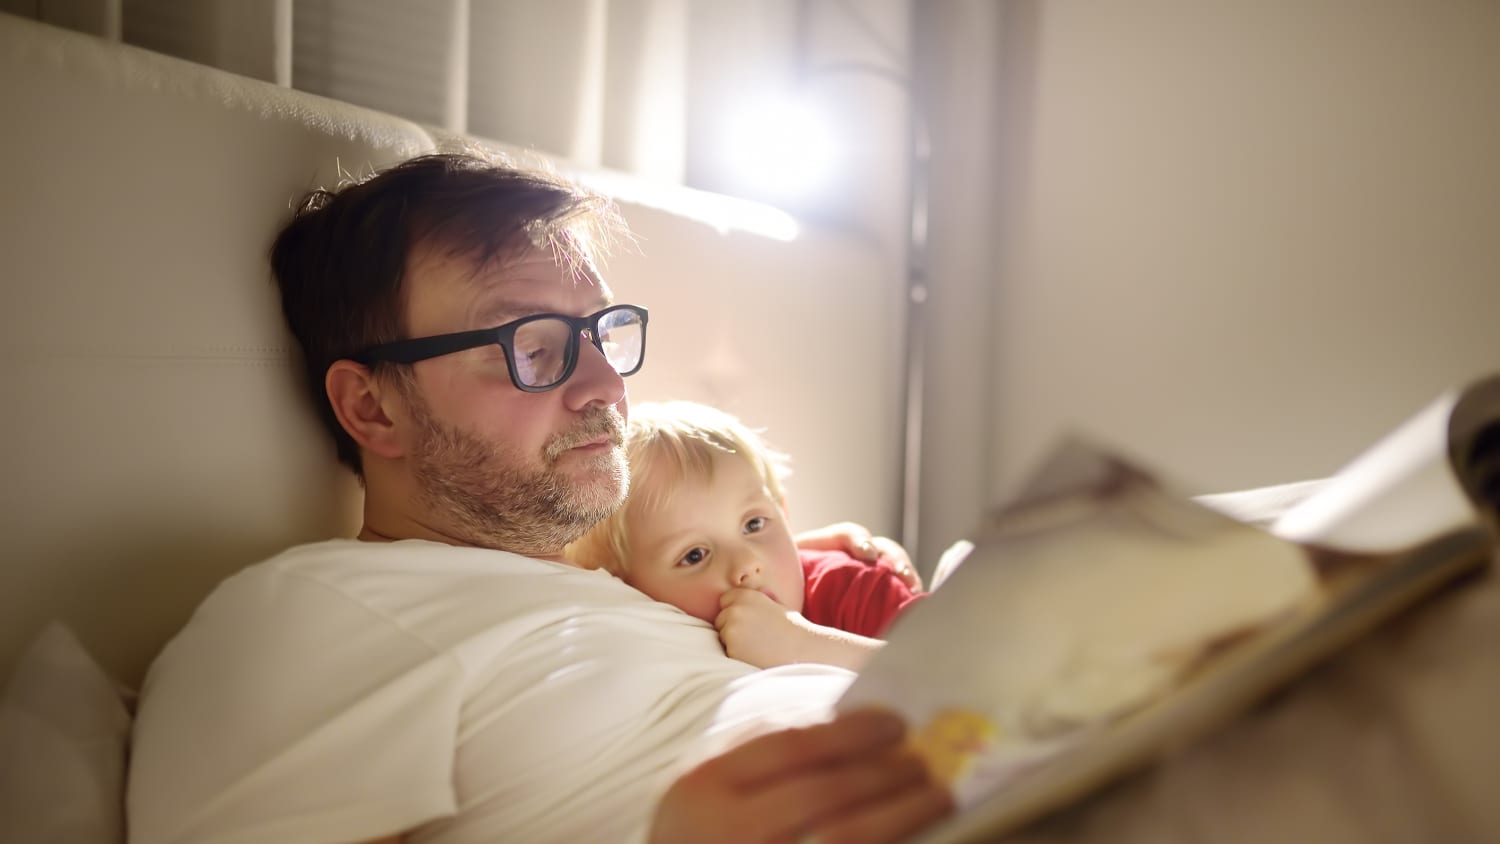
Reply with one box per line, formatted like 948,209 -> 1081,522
354,304 -> 648,393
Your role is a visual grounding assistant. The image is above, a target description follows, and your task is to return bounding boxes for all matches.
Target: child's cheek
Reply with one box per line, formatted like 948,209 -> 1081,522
688,584 -> 724,624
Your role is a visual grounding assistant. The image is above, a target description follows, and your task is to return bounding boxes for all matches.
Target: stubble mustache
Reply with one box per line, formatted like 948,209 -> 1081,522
543,406 -> 626,462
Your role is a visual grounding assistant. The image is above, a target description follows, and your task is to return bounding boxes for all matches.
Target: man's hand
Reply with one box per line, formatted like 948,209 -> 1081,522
717,588 -> 885,671
649,709 -> 953,844
795,522 -> 923,592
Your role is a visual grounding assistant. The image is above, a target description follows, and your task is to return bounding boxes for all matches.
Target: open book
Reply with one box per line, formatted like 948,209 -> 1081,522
837,374 -> 1500,844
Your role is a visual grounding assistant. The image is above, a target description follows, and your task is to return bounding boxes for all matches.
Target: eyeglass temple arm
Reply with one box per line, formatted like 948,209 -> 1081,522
355,326 -> 501,366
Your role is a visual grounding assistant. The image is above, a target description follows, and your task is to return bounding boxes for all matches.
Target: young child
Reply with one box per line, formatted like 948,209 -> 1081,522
566,400 -> 924,670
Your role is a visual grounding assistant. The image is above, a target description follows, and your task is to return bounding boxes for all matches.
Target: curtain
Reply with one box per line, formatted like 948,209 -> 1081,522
13,0 -> 911,224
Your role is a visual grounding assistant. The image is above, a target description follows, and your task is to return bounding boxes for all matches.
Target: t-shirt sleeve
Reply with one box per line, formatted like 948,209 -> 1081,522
128,566 -> 464,844
800,550 -> 924,638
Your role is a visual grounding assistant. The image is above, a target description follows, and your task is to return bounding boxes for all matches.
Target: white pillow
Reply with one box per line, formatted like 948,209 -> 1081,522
0,623 -> 132,844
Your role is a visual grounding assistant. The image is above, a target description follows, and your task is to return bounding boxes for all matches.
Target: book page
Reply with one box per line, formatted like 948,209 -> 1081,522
1273,373 -> 1500,551
839,442 -> 1319,807
1272,390 -> 1471,551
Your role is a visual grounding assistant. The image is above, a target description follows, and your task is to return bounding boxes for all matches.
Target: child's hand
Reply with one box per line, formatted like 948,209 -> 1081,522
716,587 -> 885,672
715,588 -> 818,668
795,522 -> 924,592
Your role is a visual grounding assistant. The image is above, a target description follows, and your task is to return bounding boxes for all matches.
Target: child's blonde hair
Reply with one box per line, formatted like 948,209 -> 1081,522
565,400 -> 790,575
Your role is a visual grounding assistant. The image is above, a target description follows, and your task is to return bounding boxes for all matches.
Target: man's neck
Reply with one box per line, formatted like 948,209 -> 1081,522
356,518 -> 576,566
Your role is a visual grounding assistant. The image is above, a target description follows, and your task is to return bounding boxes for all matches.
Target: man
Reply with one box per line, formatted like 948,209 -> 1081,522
127,153 -> 952,843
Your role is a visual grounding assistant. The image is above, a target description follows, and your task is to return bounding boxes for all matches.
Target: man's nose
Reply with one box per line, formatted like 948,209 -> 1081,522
562,330 -> 626,411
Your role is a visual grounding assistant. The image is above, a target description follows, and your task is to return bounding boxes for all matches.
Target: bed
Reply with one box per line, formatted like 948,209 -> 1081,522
3,11 -> 1497,843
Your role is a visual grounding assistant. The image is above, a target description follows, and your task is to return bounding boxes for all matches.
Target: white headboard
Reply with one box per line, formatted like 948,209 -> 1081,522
0,12 -> 900,685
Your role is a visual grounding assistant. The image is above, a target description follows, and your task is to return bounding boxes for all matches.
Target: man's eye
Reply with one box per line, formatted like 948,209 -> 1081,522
521,347 -> 550,362
677,547 -> 708,567
744,516 -> 766,534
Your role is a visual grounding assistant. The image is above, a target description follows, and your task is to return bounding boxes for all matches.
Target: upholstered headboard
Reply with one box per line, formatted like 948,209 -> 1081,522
0,12 -> 899,686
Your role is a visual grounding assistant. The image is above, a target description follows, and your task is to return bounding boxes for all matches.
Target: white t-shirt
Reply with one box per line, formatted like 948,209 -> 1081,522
127,539 -> 855,844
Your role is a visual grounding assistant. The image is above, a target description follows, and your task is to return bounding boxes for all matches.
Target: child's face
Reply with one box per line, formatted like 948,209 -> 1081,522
623,452 -> 804,623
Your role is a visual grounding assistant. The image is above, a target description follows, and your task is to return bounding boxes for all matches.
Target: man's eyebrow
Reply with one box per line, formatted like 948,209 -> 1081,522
475,301 -> 557,326
473,297 -> 613,327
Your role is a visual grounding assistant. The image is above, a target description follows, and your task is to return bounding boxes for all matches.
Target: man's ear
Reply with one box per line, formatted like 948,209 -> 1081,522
326,360 -> 407,461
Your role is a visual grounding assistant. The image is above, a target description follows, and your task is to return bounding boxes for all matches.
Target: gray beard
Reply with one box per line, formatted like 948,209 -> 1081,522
407,400 -> 628,556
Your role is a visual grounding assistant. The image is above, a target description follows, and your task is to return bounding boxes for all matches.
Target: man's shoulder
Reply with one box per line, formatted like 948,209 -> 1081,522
214,538 -> 642,630
142,540 -> 571,702
189,539 -> 564,640
243,537 -> 554,588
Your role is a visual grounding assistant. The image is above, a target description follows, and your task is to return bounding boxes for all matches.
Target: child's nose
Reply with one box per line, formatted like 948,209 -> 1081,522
732,555 -> 762,586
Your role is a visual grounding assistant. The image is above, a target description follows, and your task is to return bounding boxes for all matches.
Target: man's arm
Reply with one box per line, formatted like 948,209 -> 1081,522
650,708 -> 952,843
795,523 -> 923,592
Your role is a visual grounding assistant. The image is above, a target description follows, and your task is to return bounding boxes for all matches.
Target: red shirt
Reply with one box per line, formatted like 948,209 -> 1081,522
799,549 -> 924,638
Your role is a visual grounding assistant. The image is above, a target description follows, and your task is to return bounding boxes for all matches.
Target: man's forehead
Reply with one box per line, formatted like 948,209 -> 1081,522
470,252 -> 612,321
408,242 -> 612,324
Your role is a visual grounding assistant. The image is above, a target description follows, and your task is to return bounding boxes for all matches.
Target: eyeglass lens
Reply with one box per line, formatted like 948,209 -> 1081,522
512,309 -> 644,388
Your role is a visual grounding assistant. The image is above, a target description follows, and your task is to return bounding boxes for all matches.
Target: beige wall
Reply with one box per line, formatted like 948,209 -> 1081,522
605,201 -> 904,542
915,1 -> 1500,569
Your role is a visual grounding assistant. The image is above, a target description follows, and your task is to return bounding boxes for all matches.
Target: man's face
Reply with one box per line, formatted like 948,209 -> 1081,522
622,452 -> 805,623
394,243 -> 631,556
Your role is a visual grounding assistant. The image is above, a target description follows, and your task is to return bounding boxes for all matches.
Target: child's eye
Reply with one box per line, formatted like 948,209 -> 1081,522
744,516 -> 767,534
676,547 -> 708,567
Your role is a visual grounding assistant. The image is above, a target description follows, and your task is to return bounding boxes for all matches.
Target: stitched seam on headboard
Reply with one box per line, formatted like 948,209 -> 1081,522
4,346 -> 297,361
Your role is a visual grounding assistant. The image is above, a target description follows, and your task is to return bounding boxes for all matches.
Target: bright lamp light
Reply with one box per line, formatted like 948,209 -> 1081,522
722,95 -> 838,201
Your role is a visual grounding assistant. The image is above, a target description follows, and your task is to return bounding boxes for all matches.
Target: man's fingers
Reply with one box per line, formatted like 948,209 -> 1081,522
888,557 -> 924,591
697,709 -> 907,789
651,712 -> 949,844
746,748 -> 934,841
861,536 -> 924,591
804,774 -> 955,844
794,522 -> 869,553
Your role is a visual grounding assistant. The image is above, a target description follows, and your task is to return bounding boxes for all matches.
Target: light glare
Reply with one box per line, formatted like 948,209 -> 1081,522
724,97 -> 837,200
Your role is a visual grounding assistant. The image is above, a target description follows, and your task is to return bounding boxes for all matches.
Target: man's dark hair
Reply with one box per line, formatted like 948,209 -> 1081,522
270,152 -> 624,477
